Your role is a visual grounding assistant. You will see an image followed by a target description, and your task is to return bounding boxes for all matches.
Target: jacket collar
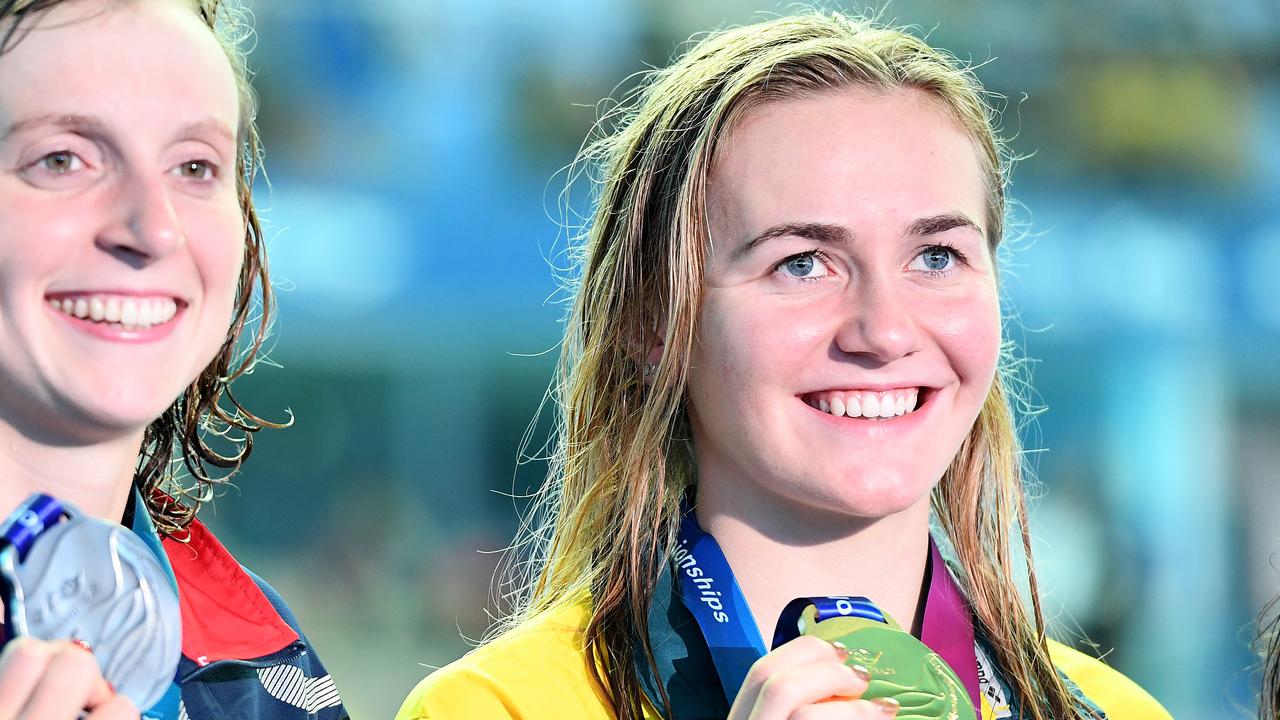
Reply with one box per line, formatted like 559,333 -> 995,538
127,490 -> 299,666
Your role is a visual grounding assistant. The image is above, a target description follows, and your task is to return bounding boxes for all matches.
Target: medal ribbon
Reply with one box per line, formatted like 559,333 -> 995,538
0,494 -> 65,562
124,491 -> 183,720
673,510 -> 983,716
673,512 -> 764,701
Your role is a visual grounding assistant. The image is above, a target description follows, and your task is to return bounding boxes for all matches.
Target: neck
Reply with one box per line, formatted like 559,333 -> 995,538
696,482 -> 932,643
0,419 -> 140,525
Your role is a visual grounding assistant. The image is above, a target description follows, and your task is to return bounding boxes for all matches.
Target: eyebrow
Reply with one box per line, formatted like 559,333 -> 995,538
1,114 -> 236,148
905,213 -> 983,237
733,212 -> 984,260
176,119 -> 236,146
733,222 -> 851,260
1,113 -> 109,141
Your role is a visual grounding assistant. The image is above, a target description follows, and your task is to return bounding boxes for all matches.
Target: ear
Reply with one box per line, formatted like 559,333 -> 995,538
636,321 -> 666,386
641,339 -> 665,385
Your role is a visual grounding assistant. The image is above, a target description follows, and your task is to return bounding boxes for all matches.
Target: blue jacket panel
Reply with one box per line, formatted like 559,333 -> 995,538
174,570 -> 348,720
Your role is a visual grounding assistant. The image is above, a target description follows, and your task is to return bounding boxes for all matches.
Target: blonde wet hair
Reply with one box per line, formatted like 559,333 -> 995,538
504,10 -> 1095,720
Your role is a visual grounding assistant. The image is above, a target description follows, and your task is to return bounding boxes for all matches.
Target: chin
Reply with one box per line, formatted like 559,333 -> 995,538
53,382 -> 184,440
811,465 -> 937,519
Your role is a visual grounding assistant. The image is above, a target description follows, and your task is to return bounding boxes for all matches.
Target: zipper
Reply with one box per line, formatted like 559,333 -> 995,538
179,642 -> 309,682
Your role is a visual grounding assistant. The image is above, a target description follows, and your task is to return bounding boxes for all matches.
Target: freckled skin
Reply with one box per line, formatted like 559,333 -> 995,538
687,87 -> 1001,525
0,0 -> 244,443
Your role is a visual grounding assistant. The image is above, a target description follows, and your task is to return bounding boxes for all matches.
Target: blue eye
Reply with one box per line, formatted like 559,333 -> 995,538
778,251 -> 829,280
912,245 -> 964,275
921,247 -> 953,271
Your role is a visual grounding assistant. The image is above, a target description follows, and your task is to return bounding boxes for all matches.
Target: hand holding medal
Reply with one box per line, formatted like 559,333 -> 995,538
0,636 -> 135,719
0,494 -> 182,719
775,598 -> 977,720
728,633 -> 903,719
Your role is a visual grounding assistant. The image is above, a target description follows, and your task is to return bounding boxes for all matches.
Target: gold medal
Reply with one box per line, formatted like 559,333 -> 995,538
797,603 -> 977,720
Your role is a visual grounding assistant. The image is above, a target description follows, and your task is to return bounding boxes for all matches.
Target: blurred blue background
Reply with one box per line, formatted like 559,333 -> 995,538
198,1 -> 1280,717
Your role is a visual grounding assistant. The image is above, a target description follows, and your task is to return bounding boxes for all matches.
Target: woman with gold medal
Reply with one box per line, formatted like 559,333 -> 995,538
400,10 -> 1170,720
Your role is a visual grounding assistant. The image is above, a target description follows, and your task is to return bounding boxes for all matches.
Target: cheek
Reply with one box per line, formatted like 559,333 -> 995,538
194,211 -> 246,306
0,197 -> 88,276
693,294 -> 828,388
934,290 -> 1001,383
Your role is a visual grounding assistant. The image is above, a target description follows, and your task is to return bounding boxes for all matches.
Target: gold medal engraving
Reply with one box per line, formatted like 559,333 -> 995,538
798,604 -> 976,720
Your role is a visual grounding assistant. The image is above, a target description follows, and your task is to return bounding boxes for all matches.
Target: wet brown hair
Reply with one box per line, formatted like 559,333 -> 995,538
0,0 -> 282,536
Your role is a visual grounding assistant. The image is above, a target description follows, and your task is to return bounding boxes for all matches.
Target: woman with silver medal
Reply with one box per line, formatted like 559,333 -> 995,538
400,11 -> 1171,720
0,1 -> 347,719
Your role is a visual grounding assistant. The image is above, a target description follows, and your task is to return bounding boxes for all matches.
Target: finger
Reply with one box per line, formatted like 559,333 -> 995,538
18,640 -> 103,720
83,695 -> 140,720
754,635 -> 850,672
748,660 -> 871,719
735,636 -> 858,712
791,697 -> 900,719
82,674 -> 118,710
0,637 -> 54,718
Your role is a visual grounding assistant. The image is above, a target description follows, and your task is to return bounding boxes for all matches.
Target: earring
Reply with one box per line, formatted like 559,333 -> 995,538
642,363 -> 657,378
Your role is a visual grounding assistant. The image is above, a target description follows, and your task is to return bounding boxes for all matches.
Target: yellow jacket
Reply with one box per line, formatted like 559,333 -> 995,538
397,599 -> 1172,720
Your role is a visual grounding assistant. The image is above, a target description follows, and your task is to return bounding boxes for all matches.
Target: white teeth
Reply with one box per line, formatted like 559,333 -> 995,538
48,294 -> 178,329
811,388 -> 922,420
863,394 -> 881,417
880,395 -> 896,418
846,395 -> 862,417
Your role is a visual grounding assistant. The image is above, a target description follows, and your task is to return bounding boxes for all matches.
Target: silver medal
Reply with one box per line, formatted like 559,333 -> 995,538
0,509 -> 182,711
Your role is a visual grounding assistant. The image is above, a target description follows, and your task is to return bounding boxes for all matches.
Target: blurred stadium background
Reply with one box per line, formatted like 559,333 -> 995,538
200,1 -> 1280,717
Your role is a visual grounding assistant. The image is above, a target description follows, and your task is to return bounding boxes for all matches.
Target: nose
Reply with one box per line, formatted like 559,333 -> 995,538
834,276 -> 922,363
96,176 -> 186,266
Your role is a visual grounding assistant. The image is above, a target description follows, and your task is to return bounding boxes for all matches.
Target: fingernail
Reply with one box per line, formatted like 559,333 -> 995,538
850,663 -> 871,682
70,638 -> 93,654
830,640 -> 850,660
871,696 -> 900,715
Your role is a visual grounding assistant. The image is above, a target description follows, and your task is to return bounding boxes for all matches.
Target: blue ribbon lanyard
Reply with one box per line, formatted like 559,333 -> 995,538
675,512 -> 892,703
124,492 -> 183,720
673,512 -> 767,701
143,684 -> 183,720
675,512 -> 938,709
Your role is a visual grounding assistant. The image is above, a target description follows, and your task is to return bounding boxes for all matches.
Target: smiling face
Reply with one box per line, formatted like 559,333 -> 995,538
687,87 -> 1001,525
0,0 -> 243,443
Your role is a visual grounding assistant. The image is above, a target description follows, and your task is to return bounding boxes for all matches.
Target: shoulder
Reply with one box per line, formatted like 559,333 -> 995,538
1047,638 -> 1172,720
396,600 -> 616,720
241,566 -> 304,634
